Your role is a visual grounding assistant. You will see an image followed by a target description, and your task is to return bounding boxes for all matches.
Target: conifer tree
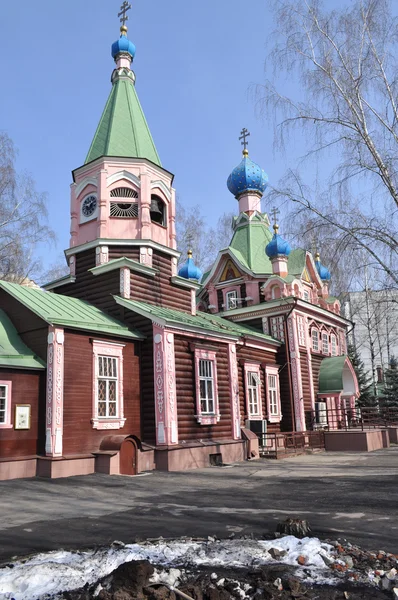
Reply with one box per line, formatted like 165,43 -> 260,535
382,357 -> 398,408
347,344 -> 375,407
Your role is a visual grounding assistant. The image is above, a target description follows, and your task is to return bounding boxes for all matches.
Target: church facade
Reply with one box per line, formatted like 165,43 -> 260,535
0,8 -> 359,481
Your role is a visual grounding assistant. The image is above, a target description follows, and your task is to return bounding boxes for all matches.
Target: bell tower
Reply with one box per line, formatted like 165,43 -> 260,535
69,2 -> 177,264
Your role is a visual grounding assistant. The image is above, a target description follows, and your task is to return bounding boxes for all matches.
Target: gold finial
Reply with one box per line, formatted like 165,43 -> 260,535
273,223 -> 279,234
242,148 -> 249,157
315,251 -> 320,261
120,24 -> 128,36
188,249 -> 193,259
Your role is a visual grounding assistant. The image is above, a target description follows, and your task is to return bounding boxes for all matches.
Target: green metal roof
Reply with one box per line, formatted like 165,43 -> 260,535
0,309 -> 45,370
114,297 -> 280,344
85,77 -> 161,166
229,221 -> 273,274
318,355 -> 348,393
0,281 -> 143,340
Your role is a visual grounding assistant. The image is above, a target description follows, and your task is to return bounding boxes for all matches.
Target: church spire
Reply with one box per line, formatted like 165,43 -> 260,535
85,2 -> 161,166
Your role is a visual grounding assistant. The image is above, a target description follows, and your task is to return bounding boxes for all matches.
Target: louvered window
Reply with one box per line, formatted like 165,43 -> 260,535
110,187 -> 139,218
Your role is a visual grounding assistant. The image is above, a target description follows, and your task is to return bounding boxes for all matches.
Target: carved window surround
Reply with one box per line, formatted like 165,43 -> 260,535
91,340 -> 126,430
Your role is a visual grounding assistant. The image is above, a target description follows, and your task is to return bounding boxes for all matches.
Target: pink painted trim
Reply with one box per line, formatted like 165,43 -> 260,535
45,327 -> 65,457
287,316 -> 305,431
228,343 -> 241,440
91,340 -> 126,430
0,381 -> 12,429
153,326 -> 179,444
194,348 -> 220,425
243,362 -> 264,420
191,289 -> 196,316
264,365 -> 282,423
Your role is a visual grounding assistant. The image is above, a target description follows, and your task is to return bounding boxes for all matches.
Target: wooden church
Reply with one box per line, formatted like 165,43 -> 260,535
0,5 -> 359,480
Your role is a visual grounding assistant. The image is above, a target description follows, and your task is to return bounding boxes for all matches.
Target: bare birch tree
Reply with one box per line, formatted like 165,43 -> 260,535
0,132 -> 55,282
176,199 -> 234,273
260,0 -> 398,285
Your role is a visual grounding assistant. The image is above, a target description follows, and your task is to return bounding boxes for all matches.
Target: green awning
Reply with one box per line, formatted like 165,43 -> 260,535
318,355 -> 355,394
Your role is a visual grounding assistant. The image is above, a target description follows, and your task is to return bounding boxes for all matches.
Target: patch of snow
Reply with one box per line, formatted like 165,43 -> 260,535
0,536 -> 337,600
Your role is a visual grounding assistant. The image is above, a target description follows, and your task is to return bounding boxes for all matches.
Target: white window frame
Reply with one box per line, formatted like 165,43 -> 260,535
194,349 -> 220,425
297,315 -> 306,346
270,316 -> 285,342
0,381 -> 12,429
92,340 -> 126,430
312,328 -> 319,352
243,363 -> 263,420
225,290 -> 238,310
265,366 -> 282,423
322,332 -> 329,355
331,334 -> 337,356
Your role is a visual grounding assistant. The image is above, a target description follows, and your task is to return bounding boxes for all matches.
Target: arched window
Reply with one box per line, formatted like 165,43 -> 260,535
110,187 -> 139,218
150,194 -> 166,226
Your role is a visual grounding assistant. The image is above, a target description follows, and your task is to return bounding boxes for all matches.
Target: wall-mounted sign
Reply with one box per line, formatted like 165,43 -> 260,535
15,405 -> 31,430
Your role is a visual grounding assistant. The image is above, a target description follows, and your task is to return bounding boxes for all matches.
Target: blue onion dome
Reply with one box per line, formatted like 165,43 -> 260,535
315,252 -> 331,281
178,250 -> 203,281
111,26 -> 136,59
227,149 -> 268,199
265,224 -> 291,258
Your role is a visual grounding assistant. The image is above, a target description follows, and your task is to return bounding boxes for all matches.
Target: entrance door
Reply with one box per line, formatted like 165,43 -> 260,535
119,438 -> 137,475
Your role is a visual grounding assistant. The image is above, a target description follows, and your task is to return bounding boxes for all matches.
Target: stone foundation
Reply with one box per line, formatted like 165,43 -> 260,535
155,440 -> 246,471
324,429 -> 390,452
37,456 -> 95,478
0,457 -> 37,481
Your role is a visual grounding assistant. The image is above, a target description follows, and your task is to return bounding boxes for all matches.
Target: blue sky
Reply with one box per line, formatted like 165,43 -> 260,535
0,0 -> 348,269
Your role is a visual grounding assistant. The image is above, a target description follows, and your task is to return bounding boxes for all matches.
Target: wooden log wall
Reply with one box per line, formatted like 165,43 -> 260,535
310,354 -> 324,396
174,336 -> 233,441
0,368 -> 43,459
108,247 -> 140,261
277,346 -> 294,432
62,331 -> 141,455
237,344 -> 281,433
118,310 -> 156,444
300,350 -> 313,429
130,251 -> 191,312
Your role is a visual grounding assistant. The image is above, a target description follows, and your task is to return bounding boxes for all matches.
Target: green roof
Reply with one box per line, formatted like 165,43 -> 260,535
0,309 -> 45,370
85,76 -> 161,166
318,355 -> 348,393
0,281 -> 143,340
114,297 -> 279,344
287,249 -> 307,276
229,220 -> 273,274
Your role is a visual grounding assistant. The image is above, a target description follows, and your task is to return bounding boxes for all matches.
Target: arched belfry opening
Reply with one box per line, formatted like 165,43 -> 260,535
150,194 -> 166,226
110,187 -> 139,218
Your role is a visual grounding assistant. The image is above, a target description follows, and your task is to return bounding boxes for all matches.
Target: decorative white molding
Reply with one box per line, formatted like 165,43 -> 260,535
150,179 -> 171,200
170,275 -> 202,290
95,246 -> 109,266
46,326 -> 65,458
75,177 -> 98,198
120,267 -> 131,299
107,170 -> 141,188
91,256 -> 158,277
65,238 -> 181,260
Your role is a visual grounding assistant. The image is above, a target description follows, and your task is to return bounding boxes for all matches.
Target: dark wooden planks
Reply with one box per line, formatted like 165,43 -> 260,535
0,369 -> 43,458
62,331 -> 141,455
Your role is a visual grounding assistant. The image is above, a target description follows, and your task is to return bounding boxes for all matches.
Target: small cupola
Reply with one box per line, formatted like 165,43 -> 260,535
315,252 -> 331,281
265,223 -> 291,278
265,224 -> 291,259
227,129 -> 268,215
178,250 -> 203,281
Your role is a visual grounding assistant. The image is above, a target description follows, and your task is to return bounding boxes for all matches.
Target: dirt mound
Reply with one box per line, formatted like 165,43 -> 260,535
63,559 -> 391,600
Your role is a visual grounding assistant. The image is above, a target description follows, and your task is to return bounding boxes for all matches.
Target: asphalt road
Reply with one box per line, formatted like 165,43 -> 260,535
1,448 -> 398,562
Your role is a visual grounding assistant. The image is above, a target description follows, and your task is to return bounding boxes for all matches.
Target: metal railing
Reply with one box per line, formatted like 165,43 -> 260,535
258,430 -> 325,459
308,405 -> 398,432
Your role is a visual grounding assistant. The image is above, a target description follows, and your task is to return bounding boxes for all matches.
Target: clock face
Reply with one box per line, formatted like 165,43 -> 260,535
82,195 -> 97,218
